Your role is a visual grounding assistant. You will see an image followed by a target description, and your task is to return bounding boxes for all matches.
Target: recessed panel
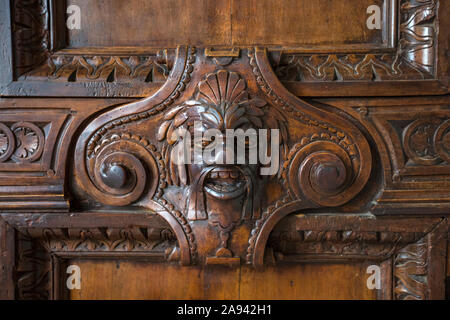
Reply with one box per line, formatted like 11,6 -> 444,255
65,0 -> 389,48
67,260 -> 377,300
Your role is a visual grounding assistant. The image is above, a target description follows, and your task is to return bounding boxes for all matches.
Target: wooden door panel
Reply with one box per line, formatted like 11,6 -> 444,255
67,260 -> 376,300
0,0 -> 448,300
65,0 -> 389,48
66,0 -> 233,48
69,261 -> 240,300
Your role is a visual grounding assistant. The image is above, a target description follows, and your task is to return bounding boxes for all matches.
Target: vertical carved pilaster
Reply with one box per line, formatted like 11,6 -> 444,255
15,232 -> 52,300
394,237 -> 428,299
0,218 -> 15,299
393,220 -> 447,300
12,0 -> 51,78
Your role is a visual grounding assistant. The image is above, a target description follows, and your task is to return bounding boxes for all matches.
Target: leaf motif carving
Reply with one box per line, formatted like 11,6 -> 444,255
13,127 -> 39,159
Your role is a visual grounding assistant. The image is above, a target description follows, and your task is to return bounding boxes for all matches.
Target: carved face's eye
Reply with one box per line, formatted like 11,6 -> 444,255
192,137 -> 216,149
202,137 -> 215,148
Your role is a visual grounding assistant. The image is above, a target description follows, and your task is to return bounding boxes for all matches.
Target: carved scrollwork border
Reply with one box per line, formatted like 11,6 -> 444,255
0,0 -> 447,97
266,216 -> 447,300
1,215 -> 447,300
0,213 -> 183,300
274,0 -> 439,82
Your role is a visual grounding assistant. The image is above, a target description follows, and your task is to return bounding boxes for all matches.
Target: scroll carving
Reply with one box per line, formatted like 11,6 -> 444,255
27,53 -> 173,83
12,0 -> 51,78
22,227 -> 179,258
269,230 -> 425,261
72,47 -> 372,267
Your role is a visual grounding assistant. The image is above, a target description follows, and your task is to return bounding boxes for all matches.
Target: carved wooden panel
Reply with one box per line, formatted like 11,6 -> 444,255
0,0 -> 449,300
0,0 -> 448,97
65,47 -> 373,266
1,214 -> 446,300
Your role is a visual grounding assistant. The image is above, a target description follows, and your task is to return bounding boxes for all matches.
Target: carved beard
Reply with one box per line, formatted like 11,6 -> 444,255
186,165 -> 261,223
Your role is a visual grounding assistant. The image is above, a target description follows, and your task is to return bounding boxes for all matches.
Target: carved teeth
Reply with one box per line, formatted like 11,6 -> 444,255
210,172 -> 219,179
206,181 -> 244,193
219,171 -> 229,179
230,171 -> 239,179
208,169 -> 242,180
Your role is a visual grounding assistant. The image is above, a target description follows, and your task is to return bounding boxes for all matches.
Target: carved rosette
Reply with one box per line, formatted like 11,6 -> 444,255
0,122 -> 45,163
72,47 -> 372,267
403,118 -> 450,165
0,123 -> 15,162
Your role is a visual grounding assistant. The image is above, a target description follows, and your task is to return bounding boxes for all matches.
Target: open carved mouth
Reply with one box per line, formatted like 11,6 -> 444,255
203,167 -> 247,200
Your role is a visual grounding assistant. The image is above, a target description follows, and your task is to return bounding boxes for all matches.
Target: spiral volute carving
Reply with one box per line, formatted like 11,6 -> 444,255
79,134 -> 160,206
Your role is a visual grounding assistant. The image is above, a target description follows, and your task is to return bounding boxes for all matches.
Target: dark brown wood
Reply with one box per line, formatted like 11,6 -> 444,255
0,217 -> 15,299
427,219 -> 447,299
1,0 -> 448,97
0,0 -> 449,300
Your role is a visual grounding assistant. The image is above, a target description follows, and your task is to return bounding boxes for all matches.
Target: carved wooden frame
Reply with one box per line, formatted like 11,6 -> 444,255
0,212 -> 179,300
0,1 -> 448,300
0,0 -> 448,97
0,214 -> 447,300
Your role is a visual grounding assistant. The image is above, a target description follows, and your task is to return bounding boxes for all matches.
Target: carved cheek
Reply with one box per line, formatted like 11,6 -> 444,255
187,163 -> 203,180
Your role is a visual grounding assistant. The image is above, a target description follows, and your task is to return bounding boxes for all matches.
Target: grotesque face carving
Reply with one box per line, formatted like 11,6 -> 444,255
158,70 -> 287,228
74,48 -> 372,266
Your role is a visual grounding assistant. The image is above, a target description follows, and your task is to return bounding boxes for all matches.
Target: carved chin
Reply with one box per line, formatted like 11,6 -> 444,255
203,167 -> 247,200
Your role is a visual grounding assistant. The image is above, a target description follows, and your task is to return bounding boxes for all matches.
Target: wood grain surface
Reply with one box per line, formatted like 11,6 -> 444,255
69,260 -> 377,300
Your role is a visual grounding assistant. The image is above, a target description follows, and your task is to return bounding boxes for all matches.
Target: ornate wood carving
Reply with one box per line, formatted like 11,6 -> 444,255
269,229 -> 425,261
5,0 -> 445,99
11,0 -> 51,79
3,214 -> 445,300
0,122 -> 44,163
15,232 -> 51,300
10,0 -> 174,83
361,103 -> 450,214
71,47 -> 373,267
20,227 -> 179,259
393,236 -> 428,300
0,109 -> 74,212
6,213 -> 182,300
403,118 -> 450,165
0,0 -> 447,301
24,52 -> 173,83
393,219 -> 447,300
274,0 -> 439,82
